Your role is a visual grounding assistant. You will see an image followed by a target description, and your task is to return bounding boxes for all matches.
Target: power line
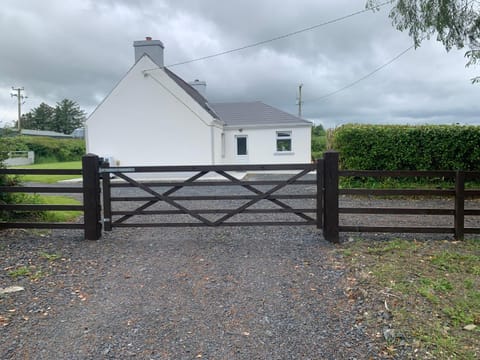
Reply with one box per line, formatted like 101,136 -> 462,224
156,0 -> 394,68
304,44 -> 414,103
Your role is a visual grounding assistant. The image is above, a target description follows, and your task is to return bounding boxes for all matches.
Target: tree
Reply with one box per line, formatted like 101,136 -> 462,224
20,99 -> 86,134
21,102 -> 55,130
368,0 -> 480,82
52,99 -> 86,134
312,124 -> 326,137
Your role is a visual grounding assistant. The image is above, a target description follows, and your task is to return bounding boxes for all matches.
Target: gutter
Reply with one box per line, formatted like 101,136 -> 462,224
224,122 -> 313,130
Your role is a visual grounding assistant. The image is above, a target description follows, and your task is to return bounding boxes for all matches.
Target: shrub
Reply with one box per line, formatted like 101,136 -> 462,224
311,125 -> 327,160
0,136 -> 24,219
20,136 -> 85,163
332,124 -> 480,171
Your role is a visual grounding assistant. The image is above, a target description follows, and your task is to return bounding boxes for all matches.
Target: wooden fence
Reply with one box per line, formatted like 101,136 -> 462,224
0,155 -> 101,239
1,152 -> 479,242
324,149 -> 480,241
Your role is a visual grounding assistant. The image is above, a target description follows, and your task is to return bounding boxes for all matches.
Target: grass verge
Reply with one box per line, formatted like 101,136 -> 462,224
337,238 -> 479,359
11,161 -> 81,183
4,194 -> 82,222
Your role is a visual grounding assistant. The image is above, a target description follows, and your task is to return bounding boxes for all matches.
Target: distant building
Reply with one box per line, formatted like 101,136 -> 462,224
20,129 -> 72,139
71,128 -> 85,138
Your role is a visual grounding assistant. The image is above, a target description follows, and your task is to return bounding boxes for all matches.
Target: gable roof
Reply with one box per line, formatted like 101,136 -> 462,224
87,54 -> 220,124
163,67 -> 219,120
210,101 -> 312,127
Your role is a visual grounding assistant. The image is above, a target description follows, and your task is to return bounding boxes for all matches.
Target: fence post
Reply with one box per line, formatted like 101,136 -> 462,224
101,160 -> 112,231
83,154 -> 102,240
454,170 -> 465,240
316,159 -> 324,229
323,151 -> 339,243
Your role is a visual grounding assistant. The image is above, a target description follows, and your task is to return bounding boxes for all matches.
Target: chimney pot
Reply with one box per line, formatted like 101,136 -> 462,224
188,79 -> 207,98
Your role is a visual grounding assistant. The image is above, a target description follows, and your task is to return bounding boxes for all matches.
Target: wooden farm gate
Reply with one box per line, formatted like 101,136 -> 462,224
98,158 -> 333,235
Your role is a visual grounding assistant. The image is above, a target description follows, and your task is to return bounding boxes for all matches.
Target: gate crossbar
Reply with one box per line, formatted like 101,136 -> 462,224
113,171 -> 214,226
113,171 -> 208,225
212,167 -> 314,225
215,170 -> 315,223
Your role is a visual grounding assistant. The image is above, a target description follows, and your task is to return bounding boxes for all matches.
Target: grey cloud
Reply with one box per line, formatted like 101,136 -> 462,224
0,0 -> 478,128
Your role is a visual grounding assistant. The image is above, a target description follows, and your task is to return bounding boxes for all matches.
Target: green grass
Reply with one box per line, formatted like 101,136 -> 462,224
5,193 -> 82,222
40,195 -> 82,222
31,195 -> 82,222
7,266 -> 31,279
338,239 -> 480,359
5,251 -> 63,285
11,161 -> 81,183
39,251 -> 62,261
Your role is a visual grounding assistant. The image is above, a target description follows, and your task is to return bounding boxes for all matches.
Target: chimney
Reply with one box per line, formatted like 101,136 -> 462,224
133,37 -> 164,67
188,79 -> 207,98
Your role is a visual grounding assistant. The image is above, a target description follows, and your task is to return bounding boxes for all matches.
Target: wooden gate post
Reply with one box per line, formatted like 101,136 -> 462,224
316,158 -> 324,229
83,154 -> 102,240
101,159 -> 112,231
323,151 -> 339,243
454,170 -> 465,240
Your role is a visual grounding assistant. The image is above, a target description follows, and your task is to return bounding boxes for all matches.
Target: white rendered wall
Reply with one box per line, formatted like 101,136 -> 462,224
86,56 -> 216,166
221,126 -> 311,164
212,126 -> 224,164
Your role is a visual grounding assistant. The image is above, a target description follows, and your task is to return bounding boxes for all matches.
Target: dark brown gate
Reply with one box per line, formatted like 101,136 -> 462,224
100,161 -> 323,231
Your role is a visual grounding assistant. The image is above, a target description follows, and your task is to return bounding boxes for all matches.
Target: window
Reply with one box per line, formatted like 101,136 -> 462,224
276,131 -> 292,152
236,135 -> 247,156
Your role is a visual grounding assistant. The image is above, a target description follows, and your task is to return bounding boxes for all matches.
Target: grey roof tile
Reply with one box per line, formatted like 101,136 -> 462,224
210,101 -> 312,126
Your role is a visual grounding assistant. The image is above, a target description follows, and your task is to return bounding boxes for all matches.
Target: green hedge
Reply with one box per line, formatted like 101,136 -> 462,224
0,137 -> 24,212
333,124 -> 480,170
0,136 -> 29,162
21,136 -> 85,163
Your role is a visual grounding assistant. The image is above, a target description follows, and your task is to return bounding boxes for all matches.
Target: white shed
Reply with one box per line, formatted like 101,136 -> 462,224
86,38 -> 312,166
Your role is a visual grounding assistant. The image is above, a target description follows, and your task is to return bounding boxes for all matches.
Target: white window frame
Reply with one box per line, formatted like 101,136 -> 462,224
275,131 -> 292,153
235,135 -> 248,156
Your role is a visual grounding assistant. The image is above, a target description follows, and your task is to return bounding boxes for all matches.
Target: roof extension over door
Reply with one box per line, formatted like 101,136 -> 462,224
210,101 -> 312,127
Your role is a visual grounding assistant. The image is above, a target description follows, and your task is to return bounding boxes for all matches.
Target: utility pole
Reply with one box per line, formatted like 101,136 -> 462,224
11,86 -> 27,131
297,83 -> 303,118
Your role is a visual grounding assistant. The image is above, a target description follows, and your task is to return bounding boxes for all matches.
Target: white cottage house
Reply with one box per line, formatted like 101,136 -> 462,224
86,38 -> 312,166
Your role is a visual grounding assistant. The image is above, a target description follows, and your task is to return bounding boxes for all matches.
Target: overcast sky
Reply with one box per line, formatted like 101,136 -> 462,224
1,0 -> 479,129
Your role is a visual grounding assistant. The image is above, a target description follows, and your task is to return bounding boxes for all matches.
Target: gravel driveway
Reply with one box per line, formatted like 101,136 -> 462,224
1,225 -> 377,360
2,177 -> 478,359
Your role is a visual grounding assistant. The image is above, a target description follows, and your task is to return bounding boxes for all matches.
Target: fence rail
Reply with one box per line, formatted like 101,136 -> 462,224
0,167 -> 85,231
336,168 -> 480,239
